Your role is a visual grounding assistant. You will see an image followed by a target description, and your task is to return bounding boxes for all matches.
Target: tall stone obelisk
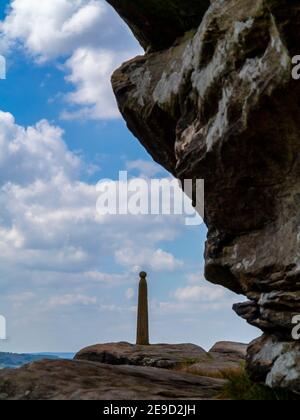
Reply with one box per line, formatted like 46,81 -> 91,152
136,271 -> 149,345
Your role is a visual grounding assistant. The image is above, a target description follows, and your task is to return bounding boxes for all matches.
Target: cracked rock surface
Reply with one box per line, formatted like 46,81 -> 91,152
75,341 -> 247,374
108,0 -> 300,394
0,359 -> 225,400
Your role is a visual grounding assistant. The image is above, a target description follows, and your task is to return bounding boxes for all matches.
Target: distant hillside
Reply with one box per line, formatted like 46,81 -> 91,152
35,352 -> 75,360
0,352 -> 59,369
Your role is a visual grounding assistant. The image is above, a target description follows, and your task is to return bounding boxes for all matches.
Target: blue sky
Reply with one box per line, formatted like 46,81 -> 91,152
0,0 -> 258,353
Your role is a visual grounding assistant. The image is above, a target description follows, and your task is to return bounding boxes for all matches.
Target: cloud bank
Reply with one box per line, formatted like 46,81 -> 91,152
0,0 -> 142,120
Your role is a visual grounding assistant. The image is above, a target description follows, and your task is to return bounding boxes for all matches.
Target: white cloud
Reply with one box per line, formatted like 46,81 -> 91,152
8,291 -> 36,309
125,288 -> 134,300
0,111 -> 184,278
99,303 -> 136,313
62,47 -> 131,120
151,298 -> 239,315
126,160 -> 165,178
154,276 -> 244,314
47,293 -> 97,308
0,0 -> 142,120
0,111 -> 80,185
115,246 -> 183,272
187,272 -> 205,284
174,284 -> 226,302
0,0 -> 106,60
85,271 -> 130,284
150,279 -> 241,316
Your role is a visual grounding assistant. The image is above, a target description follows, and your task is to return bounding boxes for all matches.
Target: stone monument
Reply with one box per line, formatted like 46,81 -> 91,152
136,272 -> 149,345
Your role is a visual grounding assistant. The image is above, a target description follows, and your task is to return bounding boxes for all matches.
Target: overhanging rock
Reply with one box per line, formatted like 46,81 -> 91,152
106,0 -> 210,51
107,0 -> 300,394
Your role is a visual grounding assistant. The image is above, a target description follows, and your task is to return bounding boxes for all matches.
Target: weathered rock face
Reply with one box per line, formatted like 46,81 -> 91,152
185,341 -> 247,377
75,341 -> 246,375
247,334 -> 300,394
75,342 -> 208,369
209,341 -> 247,360
0,359 -> 225,400
108,0 -> 300,393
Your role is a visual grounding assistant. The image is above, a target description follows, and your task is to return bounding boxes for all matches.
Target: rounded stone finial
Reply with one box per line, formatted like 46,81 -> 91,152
140,271 -> 147,279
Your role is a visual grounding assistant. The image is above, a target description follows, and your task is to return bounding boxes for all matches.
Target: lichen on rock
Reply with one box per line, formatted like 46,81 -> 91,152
108,0 -> 300,394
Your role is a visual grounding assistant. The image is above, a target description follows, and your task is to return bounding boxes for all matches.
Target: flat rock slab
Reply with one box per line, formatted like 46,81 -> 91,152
75,342 -> 209,369
0,359 -> 226,400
